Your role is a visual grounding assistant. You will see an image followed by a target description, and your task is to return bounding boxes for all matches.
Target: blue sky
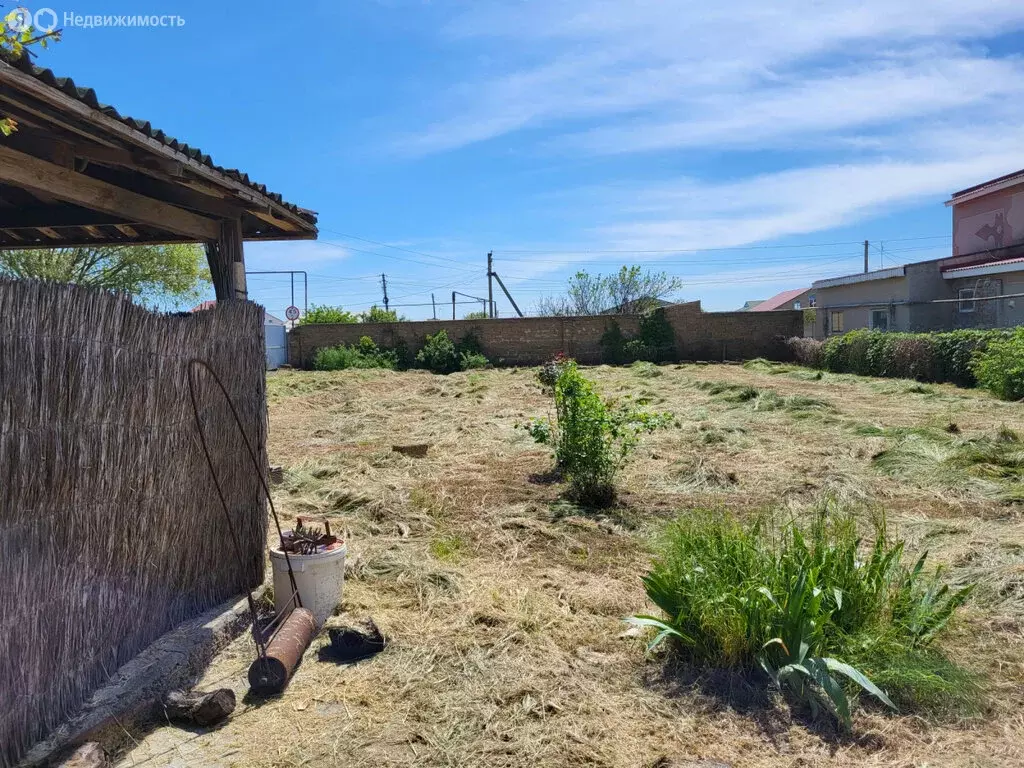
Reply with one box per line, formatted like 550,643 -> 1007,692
30,0 -> 1024,317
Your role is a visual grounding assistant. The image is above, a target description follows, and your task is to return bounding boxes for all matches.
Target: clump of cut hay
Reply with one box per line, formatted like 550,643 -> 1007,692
870,426 -> 1024,502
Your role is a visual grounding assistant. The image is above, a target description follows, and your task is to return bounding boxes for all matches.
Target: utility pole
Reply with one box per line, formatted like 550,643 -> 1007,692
863,240 -> 869,274
381,273 -> 389,311
452,291 -> 456,320
431,293 -> 437,320
487,251 -> 494,318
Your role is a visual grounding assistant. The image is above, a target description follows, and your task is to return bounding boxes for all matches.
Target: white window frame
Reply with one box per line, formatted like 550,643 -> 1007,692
958,288 -> 976,313
793,301 -> 801,310
869,308 -> 889,331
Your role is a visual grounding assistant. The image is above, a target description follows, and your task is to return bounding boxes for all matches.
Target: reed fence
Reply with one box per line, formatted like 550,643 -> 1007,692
0,280 -> 267,767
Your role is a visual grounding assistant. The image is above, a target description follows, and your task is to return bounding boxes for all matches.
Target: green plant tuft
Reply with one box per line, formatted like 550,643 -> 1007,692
628,502 -> 978,728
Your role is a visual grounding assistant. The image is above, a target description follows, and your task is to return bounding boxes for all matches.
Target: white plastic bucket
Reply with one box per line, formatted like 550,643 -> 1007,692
270,542 -> 346,627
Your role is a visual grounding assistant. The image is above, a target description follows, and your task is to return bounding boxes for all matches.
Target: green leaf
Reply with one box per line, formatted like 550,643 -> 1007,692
823,658 -> 896,710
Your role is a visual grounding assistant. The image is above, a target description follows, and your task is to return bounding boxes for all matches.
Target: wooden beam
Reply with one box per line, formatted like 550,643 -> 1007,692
2,228 -> 23,241
114,223 -> 138,238
0,144 -> 219,241
36,227 -> 61,240
0,63 -> 317,235
82,225 -> 104,239
0,206 -> 131,229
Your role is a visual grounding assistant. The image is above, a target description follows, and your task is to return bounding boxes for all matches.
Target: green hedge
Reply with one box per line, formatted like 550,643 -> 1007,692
798,328 -> 1016,391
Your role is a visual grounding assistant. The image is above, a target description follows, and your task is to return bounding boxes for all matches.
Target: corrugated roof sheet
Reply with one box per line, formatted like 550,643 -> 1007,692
6,56 -> 316,225
751,287 -> 808,311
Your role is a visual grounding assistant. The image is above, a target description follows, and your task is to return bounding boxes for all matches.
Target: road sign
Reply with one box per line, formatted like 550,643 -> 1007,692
285,305 -> 301,322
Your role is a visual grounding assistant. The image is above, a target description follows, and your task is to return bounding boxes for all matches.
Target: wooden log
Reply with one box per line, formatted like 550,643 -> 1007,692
247,608 -> 317,696
161,688 -> 236,727
57,742 -> 108,767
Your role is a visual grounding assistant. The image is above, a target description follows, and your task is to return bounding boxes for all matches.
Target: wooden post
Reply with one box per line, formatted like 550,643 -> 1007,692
206,219 -> 246,301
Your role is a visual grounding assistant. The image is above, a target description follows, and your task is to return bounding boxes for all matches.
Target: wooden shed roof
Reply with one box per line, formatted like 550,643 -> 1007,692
0,55 -> 318,250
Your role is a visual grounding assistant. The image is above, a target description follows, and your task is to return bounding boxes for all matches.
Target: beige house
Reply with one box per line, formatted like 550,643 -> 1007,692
809,170 -> 1024,337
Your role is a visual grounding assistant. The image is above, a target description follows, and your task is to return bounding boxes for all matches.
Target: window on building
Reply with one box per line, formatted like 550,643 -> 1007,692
870,309 -> 889,331
793,301 -> 801,310
808,295 -> 817,307
958,288 -> 976,313
829,311 -> 844,334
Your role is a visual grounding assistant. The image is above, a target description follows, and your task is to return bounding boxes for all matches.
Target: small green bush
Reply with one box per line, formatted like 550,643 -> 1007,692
973,327 -> 1024,401
459,351 -> 489,371
312,337 -> 397,371
523,360 -> 671,504
629,503 -> 976,728
416,329 -> 459,373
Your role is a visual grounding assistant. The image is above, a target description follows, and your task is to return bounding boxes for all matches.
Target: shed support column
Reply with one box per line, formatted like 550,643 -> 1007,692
205,218 -> 247,301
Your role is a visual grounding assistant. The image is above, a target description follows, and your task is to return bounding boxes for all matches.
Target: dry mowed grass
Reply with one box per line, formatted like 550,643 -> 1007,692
119,363 -> 1024,768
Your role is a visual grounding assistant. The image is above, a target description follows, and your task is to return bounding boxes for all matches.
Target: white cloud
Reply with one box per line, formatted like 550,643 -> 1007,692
399,1 -> 1024,154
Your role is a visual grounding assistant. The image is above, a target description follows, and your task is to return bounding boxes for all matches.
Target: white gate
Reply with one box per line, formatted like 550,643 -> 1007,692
265,324 -> 288,370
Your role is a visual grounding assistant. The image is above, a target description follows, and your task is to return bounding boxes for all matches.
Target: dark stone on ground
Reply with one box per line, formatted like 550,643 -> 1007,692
161,688 -> 236,727
321,617 -> 386,663
57,743 -> 108,768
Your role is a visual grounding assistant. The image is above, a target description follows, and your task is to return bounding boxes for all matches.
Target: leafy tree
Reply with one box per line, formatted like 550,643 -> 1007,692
1,10 -> 61,136
299,304 -> 358,325
604,266 -> 682,314
536,266 -> 681,316
360,305 -> 406,323
0,244 -> 210,307
463,310 -> 488,320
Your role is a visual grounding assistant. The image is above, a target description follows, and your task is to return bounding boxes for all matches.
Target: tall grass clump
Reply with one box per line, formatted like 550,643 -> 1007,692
523,360 -> 671,505
629,502 -> 978,728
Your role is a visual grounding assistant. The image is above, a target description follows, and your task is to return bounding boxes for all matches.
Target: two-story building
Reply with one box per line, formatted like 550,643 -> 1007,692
810,169 -> 1024,336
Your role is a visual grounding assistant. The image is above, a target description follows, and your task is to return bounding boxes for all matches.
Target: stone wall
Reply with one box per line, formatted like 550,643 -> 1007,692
288,302 -> 802,368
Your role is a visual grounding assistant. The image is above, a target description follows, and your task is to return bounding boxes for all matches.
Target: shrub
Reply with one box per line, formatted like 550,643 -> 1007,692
637,308 -> 676,362
298,304 -> 358,325
812,329 -> 1009,388
629,503 -> 976,728
537,353 -> 568,389
459,351 -> 489,371
973,328 -> 1024,401
312,337 -> 397,370
600,321 -> 627,364
416,329 -> 459,373
787,337 -> 824,368
523,360 -> 671,504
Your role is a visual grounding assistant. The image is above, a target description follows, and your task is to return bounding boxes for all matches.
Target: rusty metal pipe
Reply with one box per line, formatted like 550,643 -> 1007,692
247,608 -> 317,696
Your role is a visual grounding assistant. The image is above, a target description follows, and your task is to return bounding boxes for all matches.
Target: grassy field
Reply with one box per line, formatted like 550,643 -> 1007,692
118,362 -> 1024,768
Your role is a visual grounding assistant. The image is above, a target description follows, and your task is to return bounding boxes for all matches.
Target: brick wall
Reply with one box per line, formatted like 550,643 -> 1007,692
288,301 -> 802,368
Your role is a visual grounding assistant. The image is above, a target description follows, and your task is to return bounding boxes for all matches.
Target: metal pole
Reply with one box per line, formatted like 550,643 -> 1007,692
303,271 -> 308,314
487,251 -> 494,318
452,291 -> 456,320
864,240 -> 869,273
432,293 -> 437,320
381,274 -> 389,311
